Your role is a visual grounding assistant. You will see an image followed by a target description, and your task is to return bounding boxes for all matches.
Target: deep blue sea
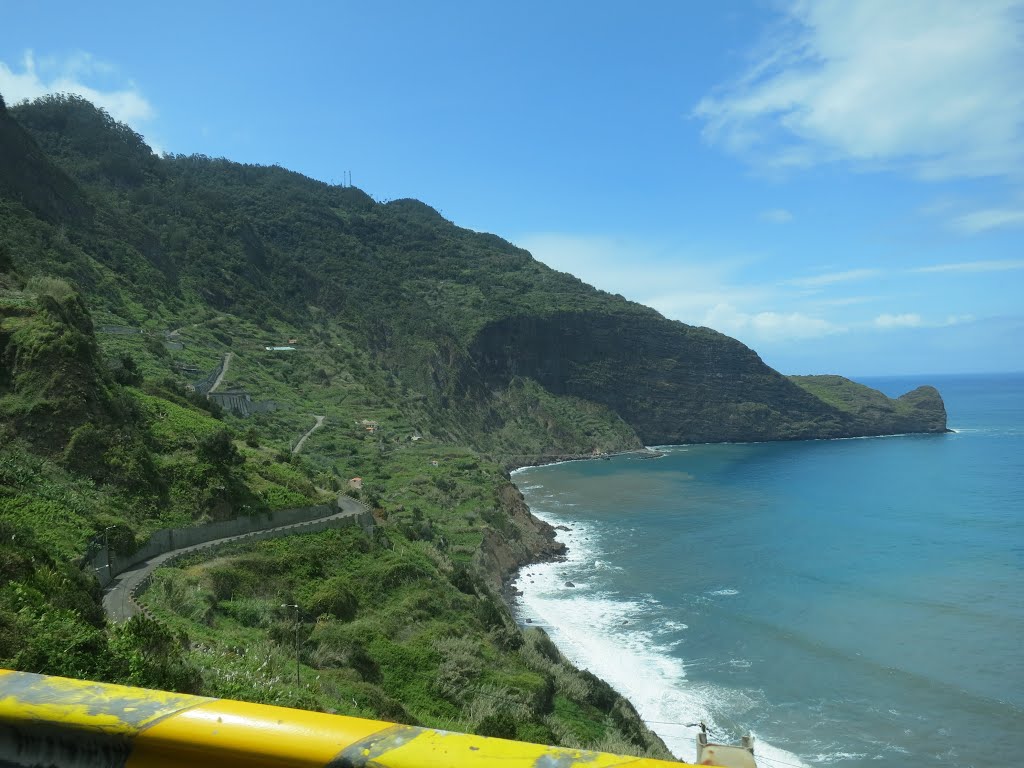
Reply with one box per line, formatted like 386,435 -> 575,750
511,373 -> 1023,767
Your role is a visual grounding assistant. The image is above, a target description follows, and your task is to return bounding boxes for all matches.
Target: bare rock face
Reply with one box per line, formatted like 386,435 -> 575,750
474,482 -> 566,591
469,312 -> 948,444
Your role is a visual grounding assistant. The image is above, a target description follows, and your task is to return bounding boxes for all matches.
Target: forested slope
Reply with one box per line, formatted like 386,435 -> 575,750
0,93 -> 945,752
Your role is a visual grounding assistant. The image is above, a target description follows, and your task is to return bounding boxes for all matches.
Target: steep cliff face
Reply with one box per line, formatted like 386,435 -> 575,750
470,311 -> 839,444
0,104 -> 90,224
474,482 -> 567,590
789,376 -> 948,435
896,386 -> 948,430
469,313 -> 948,443
2,95 -> 948,450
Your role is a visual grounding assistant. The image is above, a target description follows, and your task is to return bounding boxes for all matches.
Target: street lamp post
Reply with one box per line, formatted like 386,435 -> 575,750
281,604 -> 300,687
102,525 -> 117,570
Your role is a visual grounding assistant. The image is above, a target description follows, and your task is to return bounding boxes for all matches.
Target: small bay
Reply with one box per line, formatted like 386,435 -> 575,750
512,373 -> 1024,767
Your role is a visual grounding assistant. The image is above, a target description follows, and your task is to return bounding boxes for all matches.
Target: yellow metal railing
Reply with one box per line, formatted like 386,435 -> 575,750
0,669 -> 696,768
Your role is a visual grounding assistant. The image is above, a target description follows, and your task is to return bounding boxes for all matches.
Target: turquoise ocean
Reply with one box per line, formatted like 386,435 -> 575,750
511,373 -> 1023,767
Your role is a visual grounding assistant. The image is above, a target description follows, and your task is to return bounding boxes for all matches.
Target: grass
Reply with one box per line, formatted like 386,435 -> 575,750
3,277 -> 670,755
138,502 -> 671,757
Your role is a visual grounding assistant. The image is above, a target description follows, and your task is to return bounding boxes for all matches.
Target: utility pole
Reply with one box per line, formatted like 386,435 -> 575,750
102,525 -> 117,572
282,604 -> 300,687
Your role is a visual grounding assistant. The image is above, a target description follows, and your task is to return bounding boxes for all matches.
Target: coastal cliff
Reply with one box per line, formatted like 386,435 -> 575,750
1,95 -> 946,461
474,482 -> 567,591
471,312 -> 948,444
0,94 -> 946,756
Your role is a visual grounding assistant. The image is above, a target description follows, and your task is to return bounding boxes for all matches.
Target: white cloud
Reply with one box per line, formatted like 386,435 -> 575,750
873,312 -> 975,329
0,50 -> 155,131
874,313 -> 923,328
760,208 -> 793,223
516,232 -> 830,342
695,1 -> 1024,179
786,268 -> 882,287
912,259 -> 1024,273
514,232 -> 756,311
703,303 -> 842,342
515,231 -> 984,348
951,208 -> 1024,233
944,313 -> 975,326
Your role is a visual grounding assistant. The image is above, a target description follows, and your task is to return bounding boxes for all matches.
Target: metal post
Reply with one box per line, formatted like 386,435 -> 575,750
281,604 -> 300,687
102,525 -> 117,572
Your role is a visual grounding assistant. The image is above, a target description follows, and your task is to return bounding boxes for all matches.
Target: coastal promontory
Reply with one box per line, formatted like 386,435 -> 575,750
0,94 -> 947,753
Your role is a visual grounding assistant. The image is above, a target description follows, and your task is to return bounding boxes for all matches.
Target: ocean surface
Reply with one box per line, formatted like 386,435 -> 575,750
511,373 -> 1023,768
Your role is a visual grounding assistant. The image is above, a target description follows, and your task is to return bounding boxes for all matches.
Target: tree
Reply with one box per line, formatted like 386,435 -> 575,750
107,615 -> 202,692
113,354 -> 143,386
198,429 -> 244,472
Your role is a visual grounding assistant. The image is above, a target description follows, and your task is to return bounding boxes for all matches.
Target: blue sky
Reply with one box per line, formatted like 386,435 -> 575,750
3,1 -> 1022,377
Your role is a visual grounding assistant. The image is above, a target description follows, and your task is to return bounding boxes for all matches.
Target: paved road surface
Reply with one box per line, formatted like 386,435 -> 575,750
292,415 -> 325,455
102,496 -> 367,622
208,352 -> 233,394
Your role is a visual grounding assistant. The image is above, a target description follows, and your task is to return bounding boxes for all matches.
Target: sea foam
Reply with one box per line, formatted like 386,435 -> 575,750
513,498 -> 811,767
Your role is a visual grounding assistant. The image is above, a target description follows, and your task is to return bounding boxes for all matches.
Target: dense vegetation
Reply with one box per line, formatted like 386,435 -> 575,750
0,93 -> 946,754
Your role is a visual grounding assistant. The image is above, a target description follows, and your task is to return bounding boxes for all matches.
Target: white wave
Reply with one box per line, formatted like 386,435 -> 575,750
709,588 -> 740,596
514,505 -> 811,766
752,738 -> 815,767
659,620 -> 689,631
809,750 -> 869,764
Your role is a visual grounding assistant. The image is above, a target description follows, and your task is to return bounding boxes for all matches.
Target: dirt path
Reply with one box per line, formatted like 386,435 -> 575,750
102,496 -> 367,622
208,351 -> 233,394
292,415 -> 325,455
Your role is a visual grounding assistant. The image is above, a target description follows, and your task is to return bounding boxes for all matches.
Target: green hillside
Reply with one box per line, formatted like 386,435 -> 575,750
0,93 -> 946,752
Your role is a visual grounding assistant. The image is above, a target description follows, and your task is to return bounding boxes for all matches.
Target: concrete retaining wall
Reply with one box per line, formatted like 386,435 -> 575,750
128,508 -> 375,612
90,503 -> 344,588
191,356 -> 227,396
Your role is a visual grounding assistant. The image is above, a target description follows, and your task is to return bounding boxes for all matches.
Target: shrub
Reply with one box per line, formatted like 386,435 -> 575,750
475,712 -> 517,740
515,721 -> 556,746
307,575 -> 358,621
107,615 -> 202,693
525,628 -> 561,663
26,275 -> 76,303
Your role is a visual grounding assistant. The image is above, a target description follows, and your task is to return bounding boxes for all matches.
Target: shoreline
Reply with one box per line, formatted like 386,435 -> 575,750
496,446 -> 666,604
491,447 -> 679,758
505,446 -> 666,474
500,469 -> 693,759
500,447 -> 816,767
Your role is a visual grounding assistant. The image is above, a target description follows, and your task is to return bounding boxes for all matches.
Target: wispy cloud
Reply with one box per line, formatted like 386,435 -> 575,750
874,312 -> 975,329
516,232 -> 844,343
786,268 -> 882,287
760,208 -> 793,223
694,1 -> 1024,179
516,231 -> 995,349
514,232 -> 757,312
945,314 -> 976,326
951,208 -> 1024,234
874,313 -> 923,329
0,50 -> 156,139
810,295 -> 881,308
912,259 -> 1024,274
704,303 -> 842,342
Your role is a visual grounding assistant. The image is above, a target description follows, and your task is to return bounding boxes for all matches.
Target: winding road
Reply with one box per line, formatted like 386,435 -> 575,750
208,352 -> 233,394
102,496 -> 368,622
292,415 -> 325,455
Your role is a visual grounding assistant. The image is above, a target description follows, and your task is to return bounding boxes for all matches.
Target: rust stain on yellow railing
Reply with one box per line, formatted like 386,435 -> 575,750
0,669 -> 698,768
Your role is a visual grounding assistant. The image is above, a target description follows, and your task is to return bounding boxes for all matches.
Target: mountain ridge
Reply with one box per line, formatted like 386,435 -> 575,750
1,94 -> 947,457
0,93 -> 947,752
